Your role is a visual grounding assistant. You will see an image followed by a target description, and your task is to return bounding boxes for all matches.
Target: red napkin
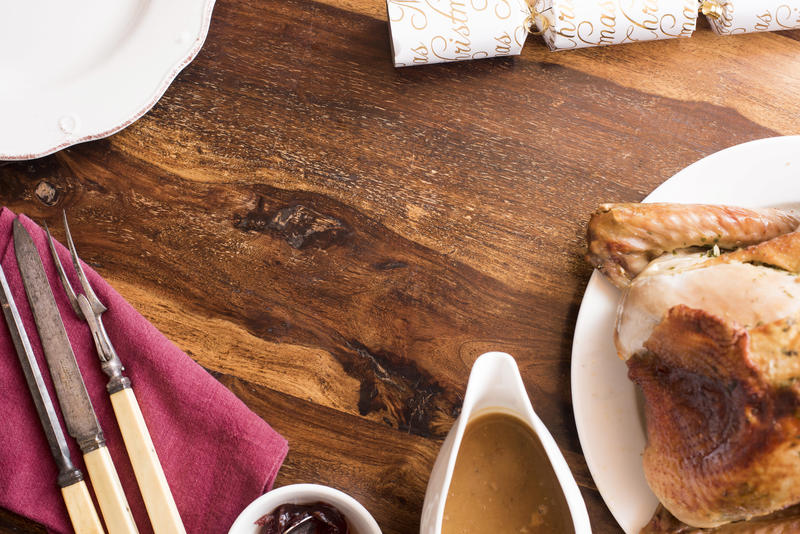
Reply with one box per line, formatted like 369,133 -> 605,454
0,209 -> 288,533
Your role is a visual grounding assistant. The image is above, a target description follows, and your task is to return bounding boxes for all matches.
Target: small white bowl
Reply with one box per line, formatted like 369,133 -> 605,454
228,484 -> 382,534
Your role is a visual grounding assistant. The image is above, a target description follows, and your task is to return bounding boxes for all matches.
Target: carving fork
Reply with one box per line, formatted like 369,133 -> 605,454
46,213 -> 186,534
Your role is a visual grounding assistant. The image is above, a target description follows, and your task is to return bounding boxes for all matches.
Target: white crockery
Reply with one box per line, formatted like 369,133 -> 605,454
228,483 -> 382,534
420,351 -> 591,533
0,0 -> 215,160
572,136 -> 800,533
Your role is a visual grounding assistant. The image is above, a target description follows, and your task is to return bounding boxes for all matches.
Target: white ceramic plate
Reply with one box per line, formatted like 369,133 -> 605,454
571,136 -> 800,533
0,0 -> 215,160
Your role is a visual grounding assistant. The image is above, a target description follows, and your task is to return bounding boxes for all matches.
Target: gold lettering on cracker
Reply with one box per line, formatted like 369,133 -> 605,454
555,0 -> 578,47
452,23 -> 471,53
494,0 -> 512,19
712,0 -> 735,35
598,0 -> 617,44
679,2 -> 696,37
775,5 -> 800,30
426,0 -> 469,25
425,0 -> 488,61
388,0 -> 429,30
726,3 -> 747,36
495,31 -> 512,54
577,21 -> 596,44
659,12 -> 693,38
514,23 -> 528,46
577,0 -> 616,46
412,42 -> 430,63
431,34 -> 471,61
755,10 -> 772,31
659,14 -> 680,37
620,0 -> 660,34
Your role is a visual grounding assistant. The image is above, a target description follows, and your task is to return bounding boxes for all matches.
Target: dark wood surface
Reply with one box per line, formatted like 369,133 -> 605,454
2,1 -> 800,532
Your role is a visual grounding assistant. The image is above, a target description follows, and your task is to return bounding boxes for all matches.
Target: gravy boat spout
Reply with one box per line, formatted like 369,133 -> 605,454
420,352 -> 591,533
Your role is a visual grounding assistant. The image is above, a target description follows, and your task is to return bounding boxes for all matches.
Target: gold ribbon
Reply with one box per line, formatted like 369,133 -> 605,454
700,0 -> 723,19
524,1 -> 550,35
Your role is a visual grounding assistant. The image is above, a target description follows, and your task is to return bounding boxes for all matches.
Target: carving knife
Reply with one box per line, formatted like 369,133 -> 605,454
0,263 -> 104,534
13,219 -> 139,534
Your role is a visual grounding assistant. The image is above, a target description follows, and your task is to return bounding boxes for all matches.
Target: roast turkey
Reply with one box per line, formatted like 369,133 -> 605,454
587,203 -> 800,289
586,203 -> 800,529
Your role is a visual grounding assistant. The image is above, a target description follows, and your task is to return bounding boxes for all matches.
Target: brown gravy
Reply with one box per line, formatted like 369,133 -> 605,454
442,412 -> 574,534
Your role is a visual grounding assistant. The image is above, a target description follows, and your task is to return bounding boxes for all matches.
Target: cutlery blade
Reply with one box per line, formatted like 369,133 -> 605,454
0,262 -> 82,486
13,219 -> 105,452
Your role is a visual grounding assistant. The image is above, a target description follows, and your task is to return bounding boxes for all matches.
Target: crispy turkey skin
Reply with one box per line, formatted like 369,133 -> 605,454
629,306 -> 800,528
586,203 -> 800,289
584,202 -> 800,530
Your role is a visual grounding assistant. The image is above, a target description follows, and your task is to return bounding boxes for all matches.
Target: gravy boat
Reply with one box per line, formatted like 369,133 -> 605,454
420,352 -> 591,533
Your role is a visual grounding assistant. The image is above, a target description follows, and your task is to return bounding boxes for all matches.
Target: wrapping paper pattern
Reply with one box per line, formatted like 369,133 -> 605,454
387,0 -> 531,66
706,1 -> 800,34
534,0 -> 699,50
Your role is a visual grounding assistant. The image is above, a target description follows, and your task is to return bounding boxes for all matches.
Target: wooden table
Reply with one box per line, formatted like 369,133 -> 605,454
1,1 -> 799,532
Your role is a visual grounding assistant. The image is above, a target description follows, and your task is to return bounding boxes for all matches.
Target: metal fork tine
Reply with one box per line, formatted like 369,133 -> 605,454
45,222 -> 83,318
62,211 -> 107,314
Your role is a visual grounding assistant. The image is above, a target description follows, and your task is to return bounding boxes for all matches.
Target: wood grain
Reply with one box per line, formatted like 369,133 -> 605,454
1,0 -> 799,532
